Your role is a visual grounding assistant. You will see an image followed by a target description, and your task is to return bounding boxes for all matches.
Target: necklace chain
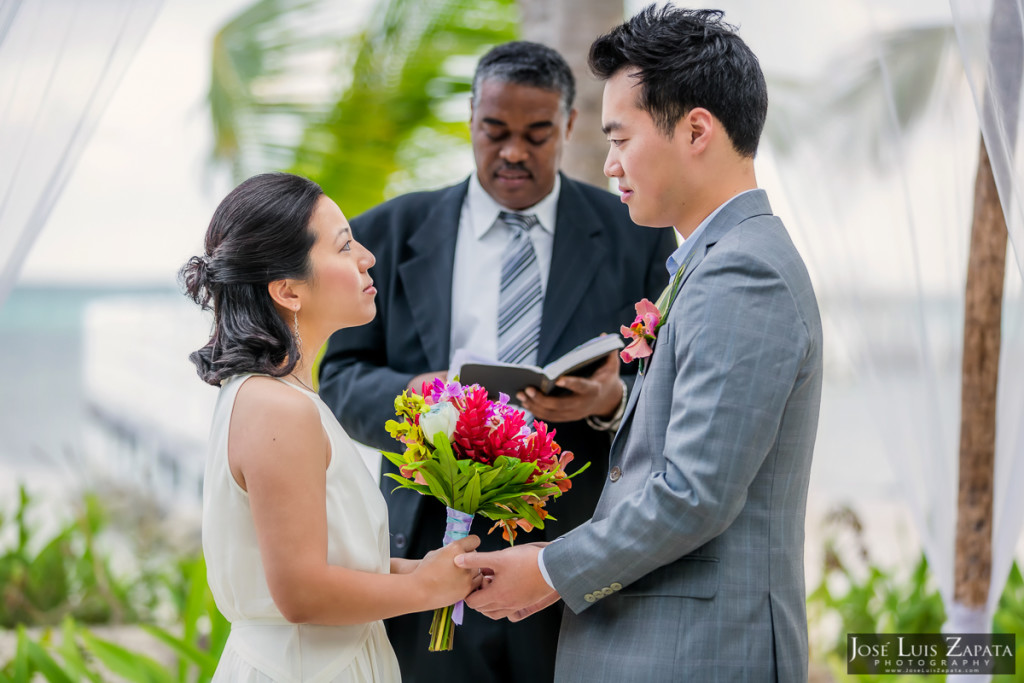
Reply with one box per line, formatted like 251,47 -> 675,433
289,373 -> 314,392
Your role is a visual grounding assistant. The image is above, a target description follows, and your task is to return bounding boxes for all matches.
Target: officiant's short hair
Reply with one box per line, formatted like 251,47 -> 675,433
588,4 -> 768,157
471,41 -> 576,114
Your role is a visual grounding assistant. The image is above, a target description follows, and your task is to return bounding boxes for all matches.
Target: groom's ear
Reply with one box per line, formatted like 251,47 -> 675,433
685,107 -> 714,152
267,278 -> 302,311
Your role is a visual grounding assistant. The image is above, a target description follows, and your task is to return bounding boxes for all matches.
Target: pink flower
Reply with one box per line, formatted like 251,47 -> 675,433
619,297 -> 661,363
635,298 -> 660,330
620,336 -> 653,363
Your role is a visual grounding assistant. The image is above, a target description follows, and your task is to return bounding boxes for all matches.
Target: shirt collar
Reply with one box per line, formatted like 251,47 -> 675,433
666,188 -> 758,278
467,172 -> 560,239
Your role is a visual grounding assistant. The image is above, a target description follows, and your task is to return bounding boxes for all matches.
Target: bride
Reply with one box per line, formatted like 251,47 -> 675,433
181,172 -> 480,682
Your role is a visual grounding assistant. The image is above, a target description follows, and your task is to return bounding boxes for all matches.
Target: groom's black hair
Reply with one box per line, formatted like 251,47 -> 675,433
588,4 -> 767,157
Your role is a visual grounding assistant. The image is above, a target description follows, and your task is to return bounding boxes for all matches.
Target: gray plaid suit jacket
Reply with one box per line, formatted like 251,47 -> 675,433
543,190 -> 823,683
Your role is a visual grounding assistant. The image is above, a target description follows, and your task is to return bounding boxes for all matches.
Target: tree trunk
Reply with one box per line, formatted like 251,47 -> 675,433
954,0 -> 1020,610
517,0 -> 624,188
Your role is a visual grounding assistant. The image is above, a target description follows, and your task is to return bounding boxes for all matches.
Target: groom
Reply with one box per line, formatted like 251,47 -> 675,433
457,6 -> 823,682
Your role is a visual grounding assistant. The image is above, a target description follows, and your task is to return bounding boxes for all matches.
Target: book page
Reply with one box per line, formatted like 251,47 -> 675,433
542,334 -> 624,380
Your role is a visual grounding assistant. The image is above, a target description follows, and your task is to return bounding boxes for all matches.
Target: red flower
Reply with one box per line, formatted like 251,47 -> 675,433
521,420 -> 561,469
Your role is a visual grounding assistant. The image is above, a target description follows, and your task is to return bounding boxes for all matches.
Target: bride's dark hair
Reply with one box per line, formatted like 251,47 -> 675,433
180,172 -> 324,386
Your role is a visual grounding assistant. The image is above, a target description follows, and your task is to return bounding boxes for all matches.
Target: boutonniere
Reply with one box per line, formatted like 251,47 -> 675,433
619,256 -> 691,368
619,298 -> 661,364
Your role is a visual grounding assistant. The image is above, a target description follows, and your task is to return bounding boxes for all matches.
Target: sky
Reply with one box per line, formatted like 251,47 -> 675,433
11,0 -> 996,288
14,0 -> 376,285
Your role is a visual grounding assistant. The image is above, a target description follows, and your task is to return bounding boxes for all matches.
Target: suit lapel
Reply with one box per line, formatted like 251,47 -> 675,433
538,176 -> 608,363
612,190 -> 774,437
396,182 -> 466,370
609,370 -> 644,460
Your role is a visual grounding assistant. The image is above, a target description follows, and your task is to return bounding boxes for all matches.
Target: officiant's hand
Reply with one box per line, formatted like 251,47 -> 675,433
517,351 -> 622,423
455,543 -> 560,621
406,370 -> 447,392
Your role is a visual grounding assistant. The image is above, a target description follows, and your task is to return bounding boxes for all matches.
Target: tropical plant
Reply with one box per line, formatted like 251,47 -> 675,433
807,505 -> 1024,682
210,0 -> 518,216
0,488 -> 227,682
0,485 -> 168,628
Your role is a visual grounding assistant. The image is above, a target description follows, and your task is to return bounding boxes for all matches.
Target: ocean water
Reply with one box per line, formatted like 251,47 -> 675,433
0,284 -> 194,499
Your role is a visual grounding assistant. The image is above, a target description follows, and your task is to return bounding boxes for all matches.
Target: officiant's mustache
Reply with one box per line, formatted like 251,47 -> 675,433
495,162 -> 532,176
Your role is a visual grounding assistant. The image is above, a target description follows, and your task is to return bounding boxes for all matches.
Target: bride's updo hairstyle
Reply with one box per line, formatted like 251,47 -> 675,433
180,172 -> 324,386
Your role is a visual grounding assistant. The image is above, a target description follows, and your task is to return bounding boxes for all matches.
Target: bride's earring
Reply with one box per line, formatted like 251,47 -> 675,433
293,308 -> 302,354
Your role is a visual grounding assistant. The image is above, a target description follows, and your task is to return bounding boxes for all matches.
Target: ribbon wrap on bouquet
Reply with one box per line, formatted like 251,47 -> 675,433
442,507 -> 475,625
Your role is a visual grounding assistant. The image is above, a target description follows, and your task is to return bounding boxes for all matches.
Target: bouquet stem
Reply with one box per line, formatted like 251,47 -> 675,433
428,507 -> 474,653
428,603 -> 456,651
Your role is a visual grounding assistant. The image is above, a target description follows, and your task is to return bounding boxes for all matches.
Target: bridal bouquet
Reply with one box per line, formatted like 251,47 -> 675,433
382,378 -> 586,651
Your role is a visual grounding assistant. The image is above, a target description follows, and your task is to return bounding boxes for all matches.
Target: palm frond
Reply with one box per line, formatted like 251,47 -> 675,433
208,0 -> 518,216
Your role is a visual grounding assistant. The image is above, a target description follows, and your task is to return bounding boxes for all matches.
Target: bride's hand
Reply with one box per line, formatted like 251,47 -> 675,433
410,535 -> 482,609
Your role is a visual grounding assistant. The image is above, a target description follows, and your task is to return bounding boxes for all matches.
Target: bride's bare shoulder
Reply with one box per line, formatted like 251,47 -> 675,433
230,375 -> 321,444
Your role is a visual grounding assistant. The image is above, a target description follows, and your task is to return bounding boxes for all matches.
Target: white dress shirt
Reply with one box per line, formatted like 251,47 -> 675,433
448,173 -> 561,368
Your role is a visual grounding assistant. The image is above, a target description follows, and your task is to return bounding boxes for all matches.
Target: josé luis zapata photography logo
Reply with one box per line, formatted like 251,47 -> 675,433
847,633 -> 1016,675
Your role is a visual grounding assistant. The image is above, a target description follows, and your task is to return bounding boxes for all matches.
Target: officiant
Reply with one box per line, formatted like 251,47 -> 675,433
318,41 -> 676,683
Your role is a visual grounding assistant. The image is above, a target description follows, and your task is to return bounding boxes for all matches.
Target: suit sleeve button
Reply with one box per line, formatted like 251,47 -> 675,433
610,582 -> 622,591
609,466 -> 622,482
584,593 -> 597,603
601,587 -> 614,596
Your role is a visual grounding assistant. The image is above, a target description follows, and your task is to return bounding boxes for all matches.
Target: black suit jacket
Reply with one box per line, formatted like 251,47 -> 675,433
319,173 -> 676,557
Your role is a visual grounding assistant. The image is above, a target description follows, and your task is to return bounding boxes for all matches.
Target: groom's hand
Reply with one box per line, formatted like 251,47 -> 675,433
455,543 -> 559,620
517,351 -> 622,423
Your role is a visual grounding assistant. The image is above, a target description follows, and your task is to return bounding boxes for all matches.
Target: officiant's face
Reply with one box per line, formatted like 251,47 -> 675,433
471,79 -> 576,211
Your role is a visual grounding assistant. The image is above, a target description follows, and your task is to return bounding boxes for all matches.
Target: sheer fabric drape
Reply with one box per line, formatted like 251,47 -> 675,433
701,2 -> 1023,673
0,0 -> 163,304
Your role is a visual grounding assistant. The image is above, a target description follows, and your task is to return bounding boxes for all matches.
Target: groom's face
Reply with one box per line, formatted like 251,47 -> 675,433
601,69 -> 691,230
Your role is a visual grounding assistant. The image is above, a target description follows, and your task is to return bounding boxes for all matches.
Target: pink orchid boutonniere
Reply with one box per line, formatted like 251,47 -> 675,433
620,298 -> 661,363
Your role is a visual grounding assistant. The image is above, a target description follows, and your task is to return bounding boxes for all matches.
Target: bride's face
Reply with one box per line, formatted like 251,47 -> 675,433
299,196 -> 377,332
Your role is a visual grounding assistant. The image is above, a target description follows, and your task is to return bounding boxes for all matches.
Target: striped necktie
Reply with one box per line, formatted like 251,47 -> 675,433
497,211 -> 542,365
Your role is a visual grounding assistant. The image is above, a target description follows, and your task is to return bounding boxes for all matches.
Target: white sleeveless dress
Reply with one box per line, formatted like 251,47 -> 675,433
202,374 -> 402,682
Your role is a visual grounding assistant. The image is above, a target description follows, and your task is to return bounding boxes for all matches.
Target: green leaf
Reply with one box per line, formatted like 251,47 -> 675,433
79,630 -> 176,683
416,467 -> 451,508
25,638 -> 76,683
477,465 -> 504,491
461,471 -> 481,514
433,433 -> 459,493
509,462 -> 537,486
15,626 -> 31,682
518,502 -> 544,529
140,625 -> 219,677
58,618 -> 105,683
380,450 -> 408,469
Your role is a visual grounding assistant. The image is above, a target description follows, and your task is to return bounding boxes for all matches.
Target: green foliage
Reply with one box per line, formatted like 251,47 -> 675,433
383,432 -> 588,542
993,563 -> 1024,682
807,506 -> 945,682
291,0 -> 518,216
0,487 -> 227,682
0,486 -> 165,627
210,0 -> 519,217
807,506 -> 1024,682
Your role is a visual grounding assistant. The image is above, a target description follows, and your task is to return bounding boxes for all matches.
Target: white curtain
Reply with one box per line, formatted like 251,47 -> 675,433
0,0 -> 163,304
948,0 -> 1024,639
693,0 -> 1024,672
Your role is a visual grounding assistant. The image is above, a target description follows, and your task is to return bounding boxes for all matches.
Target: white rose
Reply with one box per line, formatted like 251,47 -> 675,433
420,402 -> 459,446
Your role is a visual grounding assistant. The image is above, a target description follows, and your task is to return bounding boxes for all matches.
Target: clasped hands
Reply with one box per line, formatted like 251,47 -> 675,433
452,542 -> 561,622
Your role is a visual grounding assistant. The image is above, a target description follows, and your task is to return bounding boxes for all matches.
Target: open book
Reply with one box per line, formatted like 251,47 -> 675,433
450,334 -> 624,406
